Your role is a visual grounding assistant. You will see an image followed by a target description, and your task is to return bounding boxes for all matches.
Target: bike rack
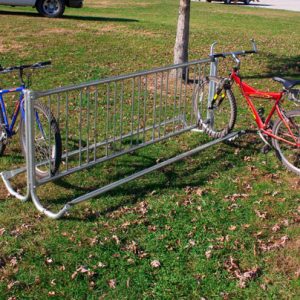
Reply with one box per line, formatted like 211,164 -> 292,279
1,42 -> 256,219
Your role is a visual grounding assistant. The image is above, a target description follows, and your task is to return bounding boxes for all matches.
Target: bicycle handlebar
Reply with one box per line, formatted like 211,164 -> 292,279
209,39 -> 258,61
0,61 -> 51,74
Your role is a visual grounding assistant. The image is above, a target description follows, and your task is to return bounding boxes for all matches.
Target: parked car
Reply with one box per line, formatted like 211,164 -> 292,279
206,0 -> 252,4
0,0 -> 83,17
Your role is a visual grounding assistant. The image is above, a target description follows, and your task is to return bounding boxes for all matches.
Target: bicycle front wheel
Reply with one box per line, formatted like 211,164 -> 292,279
272,109 -> 300,175
20,102 -> 62,178
193,77 -> 237,139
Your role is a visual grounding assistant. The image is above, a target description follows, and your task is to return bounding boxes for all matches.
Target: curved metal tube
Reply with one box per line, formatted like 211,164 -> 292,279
30,188 -> 71,219
1,171 -> 29,202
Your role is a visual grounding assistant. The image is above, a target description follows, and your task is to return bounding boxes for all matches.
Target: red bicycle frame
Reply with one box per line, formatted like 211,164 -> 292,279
231,70 -> 300,148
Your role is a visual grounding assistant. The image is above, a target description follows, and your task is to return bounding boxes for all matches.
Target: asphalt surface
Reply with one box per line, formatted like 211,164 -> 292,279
196,0 -> 300,12
249,0 -> 300,12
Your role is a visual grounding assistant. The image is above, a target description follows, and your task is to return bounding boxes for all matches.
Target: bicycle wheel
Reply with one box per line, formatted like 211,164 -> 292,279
0,112 -> 6,156
20,102 -> 62,178
193,77 -> 237,139
272,109 -> 300,175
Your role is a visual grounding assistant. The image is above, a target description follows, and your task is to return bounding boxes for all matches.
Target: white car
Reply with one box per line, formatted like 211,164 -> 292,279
0,0 -> 83,17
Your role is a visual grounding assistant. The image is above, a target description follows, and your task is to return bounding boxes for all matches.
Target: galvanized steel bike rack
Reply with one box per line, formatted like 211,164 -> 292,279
1,45 -> 253,219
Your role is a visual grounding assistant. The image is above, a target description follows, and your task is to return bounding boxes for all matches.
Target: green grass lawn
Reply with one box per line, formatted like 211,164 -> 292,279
0,0 -> 300,299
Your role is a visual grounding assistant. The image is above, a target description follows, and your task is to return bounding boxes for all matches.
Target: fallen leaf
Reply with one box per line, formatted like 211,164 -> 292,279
45,258 -> 54,265
7,281 -> 19,290
108,279 -> 116,289
150,260 -> 161,268
71,265 -> 91,280
148,225 -> 157,232
196,188 -> 204,196
112,235 -> 120,245
229,225 -> 237,231
205,250 -> 212,259
271,224 -> 281,232
189,239 -> 196,247
255,210 -> 267,219
126,278 -> 130,288
98,262 -> 106,268
59,265 -> 65,271
50,279 -> 56,286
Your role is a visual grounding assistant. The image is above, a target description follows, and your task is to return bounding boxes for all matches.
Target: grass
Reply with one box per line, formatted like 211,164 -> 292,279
0,0 -> 300,299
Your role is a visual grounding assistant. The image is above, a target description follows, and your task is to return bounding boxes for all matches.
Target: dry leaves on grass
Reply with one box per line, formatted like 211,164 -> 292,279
10,223 -> 34,237
224,193 -> 248,202
121,240 -> 149,259
224,256 -> 261,288
255,210 -> 268,219
0,228 -> 5,236
271,224 -> 281,232
258,235 -> 289,252
7,281 -> 20,290
71,266 -> 95,280
108,201 -> 149,219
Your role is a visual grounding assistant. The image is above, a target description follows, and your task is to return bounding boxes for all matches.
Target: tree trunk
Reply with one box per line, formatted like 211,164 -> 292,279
173,0 -> 190,78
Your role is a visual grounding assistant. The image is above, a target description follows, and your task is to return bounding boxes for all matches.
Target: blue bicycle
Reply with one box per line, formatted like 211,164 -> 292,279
0,61 -> 62,177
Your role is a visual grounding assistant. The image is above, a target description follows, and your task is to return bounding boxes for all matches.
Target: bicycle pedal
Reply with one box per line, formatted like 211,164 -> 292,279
261,144 -> 271,154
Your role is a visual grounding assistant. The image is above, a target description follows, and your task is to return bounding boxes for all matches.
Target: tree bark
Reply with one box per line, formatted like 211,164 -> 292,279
173,0 -> 190,78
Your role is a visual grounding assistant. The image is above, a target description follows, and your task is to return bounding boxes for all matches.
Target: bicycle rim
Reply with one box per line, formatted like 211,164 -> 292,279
272,110 -> 300,175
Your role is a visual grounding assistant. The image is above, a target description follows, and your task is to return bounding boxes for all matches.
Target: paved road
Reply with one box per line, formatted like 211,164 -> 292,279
250,0 -> 300,12
196,0 -> 300,12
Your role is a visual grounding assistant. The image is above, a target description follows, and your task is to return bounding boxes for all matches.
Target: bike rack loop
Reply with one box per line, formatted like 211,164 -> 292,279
1,42 -> 256,219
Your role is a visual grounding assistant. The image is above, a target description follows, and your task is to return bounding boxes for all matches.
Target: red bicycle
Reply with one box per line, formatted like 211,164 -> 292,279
194,41 -> 300,175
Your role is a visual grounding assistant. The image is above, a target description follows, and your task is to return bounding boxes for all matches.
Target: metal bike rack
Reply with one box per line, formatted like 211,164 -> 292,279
1,44 -> 255,219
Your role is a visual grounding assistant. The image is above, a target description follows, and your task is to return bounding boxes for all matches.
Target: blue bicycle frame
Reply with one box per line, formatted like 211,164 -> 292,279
0,61 -> 51,141
0,85 -> 26,138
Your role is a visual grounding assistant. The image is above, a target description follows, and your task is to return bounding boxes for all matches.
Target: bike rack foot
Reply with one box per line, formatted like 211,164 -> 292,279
0,167 -> 29,202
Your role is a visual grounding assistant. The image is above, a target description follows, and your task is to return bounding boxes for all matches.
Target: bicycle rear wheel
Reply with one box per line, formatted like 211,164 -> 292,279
193,77 -> 237,139
272,109 -> 300,175
20,102 -> 62,178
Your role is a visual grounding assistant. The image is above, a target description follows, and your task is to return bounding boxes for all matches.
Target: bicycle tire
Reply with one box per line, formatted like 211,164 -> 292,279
193,77 -> 237,139
19,102 -> 62,178
272,109 -> 300,175
0,112 -> 6,156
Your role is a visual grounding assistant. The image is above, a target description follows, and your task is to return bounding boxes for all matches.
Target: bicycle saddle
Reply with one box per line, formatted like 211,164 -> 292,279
273,77 -> 300,90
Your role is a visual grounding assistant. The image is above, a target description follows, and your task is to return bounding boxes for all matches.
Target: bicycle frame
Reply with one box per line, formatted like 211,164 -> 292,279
0,86 -> 25,138
231,70 -> 300,148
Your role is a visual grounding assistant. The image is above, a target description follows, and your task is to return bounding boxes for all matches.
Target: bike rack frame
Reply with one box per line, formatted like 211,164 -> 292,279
1,42 -> 256,219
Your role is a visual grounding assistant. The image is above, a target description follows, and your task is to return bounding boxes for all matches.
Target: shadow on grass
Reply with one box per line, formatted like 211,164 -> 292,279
243,52 -> 300,80
0,10 -> 138,23
48,134 -> 262,222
